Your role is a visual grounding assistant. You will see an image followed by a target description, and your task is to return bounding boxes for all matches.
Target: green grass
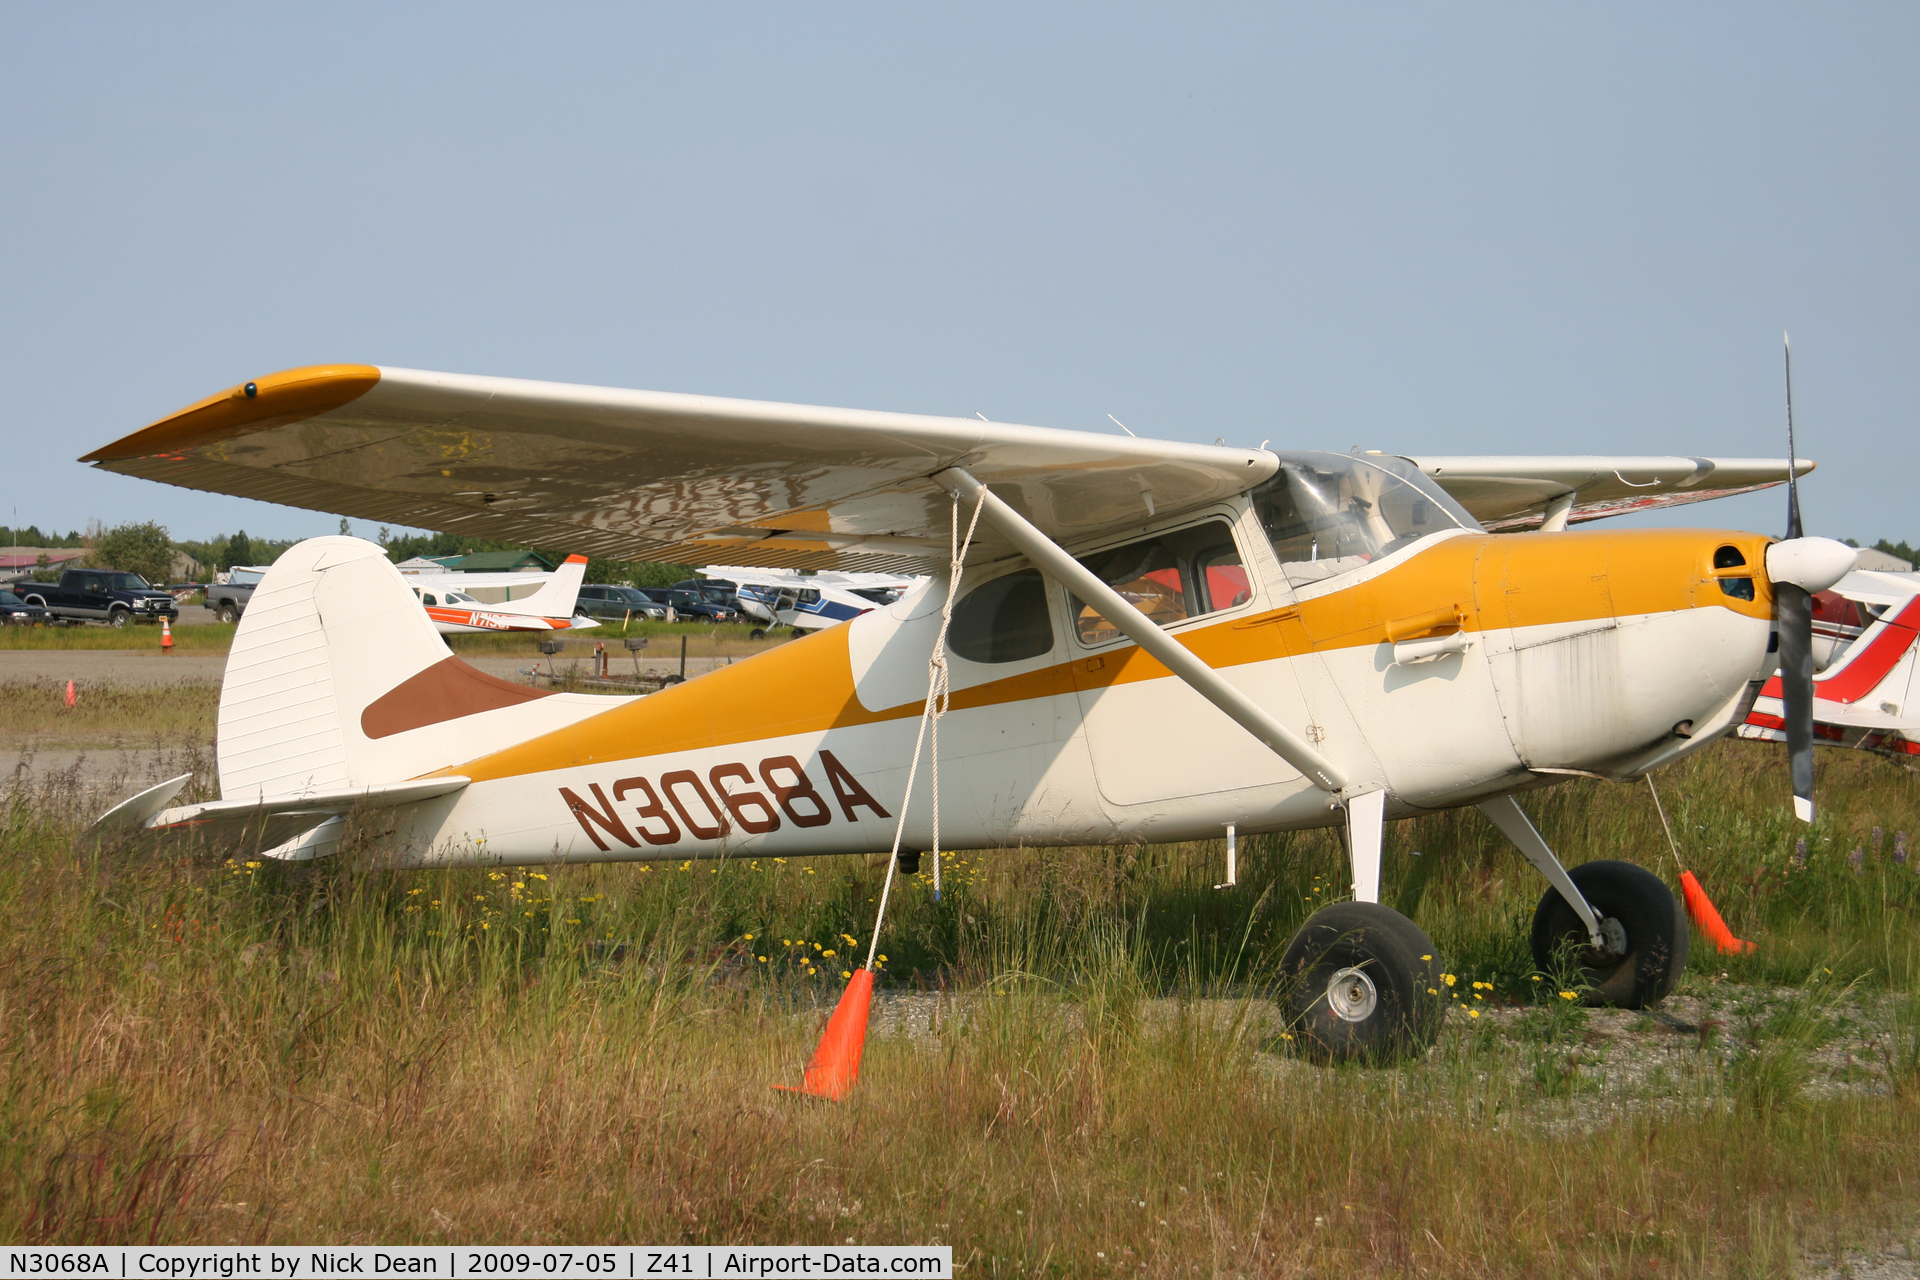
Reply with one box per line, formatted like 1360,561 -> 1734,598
2,707 -> 1918,1266
1,681 -> 221,749
0,622 -> 235,651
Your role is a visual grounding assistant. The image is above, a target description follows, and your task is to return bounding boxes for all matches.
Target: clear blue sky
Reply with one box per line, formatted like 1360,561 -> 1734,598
3,3 -> 1914,546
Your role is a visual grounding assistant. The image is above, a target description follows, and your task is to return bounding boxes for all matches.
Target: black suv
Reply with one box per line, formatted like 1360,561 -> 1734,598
574,584 -> 669,621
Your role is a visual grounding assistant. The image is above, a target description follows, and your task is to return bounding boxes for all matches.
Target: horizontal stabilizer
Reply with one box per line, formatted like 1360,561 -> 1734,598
146,776 -> 471,832
88,773 -> 194,833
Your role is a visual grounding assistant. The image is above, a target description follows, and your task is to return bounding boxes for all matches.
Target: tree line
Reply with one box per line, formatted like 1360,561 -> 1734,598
18,519 -> 695,591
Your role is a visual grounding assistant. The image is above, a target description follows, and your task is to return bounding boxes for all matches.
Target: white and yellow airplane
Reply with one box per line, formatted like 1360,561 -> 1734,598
82,363 -> 1857,1062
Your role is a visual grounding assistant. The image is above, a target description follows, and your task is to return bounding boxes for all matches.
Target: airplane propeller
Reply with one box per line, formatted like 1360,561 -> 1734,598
1763,335 -> 1858,822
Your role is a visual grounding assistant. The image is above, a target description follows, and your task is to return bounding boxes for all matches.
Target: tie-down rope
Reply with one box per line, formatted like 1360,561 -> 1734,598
864,489 -> 987,970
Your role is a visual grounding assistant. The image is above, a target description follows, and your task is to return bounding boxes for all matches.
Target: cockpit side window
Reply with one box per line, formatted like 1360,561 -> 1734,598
1252,453 -> 1477,590
948,568 -> 1054,663
1068,519 -> 1246,647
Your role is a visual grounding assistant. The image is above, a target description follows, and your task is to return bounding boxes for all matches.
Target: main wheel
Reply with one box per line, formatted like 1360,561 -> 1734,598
1530,859 -> 1687,1008
749,627 -> 767,641
1280,902 -> 1444,1065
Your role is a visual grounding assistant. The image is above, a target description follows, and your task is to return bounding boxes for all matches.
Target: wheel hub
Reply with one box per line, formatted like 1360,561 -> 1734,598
1325,966 -> 1378,1023
1587,916 -> 1628,959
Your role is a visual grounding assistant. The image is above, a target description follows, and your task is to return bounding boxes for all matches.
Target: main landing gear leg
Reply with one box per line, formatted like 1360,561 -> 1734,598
1478,794 -> 1688,1008
1345,788 -> 1386,903
1278,788 -> 1442,1064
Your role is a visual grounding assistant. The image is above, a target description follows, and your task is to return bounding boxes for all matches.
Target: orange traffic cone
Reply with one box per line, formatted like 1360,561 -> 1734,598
160,617 -> 174,654
64,679 -> 75,708
775,969 -> 874,1101
1679,870 -> 1756,955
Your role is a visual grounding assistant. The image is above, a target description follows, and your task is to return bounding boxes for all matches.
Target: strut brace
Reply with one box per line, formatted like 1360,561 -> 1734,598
935,467 -> 1350,794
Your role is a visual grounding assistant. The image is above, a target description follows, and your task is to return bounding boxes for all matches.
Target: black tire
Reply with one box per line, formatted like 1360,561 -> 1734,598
218,604 -> 238,624
1530,859 -> 1687,1008
748,627 -> 767,641
107,609 -> 130,628
1281,902 -> 1444,1065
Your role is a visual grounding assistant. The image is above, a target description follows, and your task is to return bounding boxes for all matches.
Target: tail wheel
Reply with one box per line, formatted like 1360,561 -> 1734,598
1529,859 -> 1687,1008
1281,902 -> 1444,1064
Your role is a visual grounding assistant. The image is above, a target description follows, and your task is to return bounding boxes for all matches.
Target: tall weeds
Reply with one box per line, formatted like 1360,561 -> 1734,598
1,719 -> 1917,1270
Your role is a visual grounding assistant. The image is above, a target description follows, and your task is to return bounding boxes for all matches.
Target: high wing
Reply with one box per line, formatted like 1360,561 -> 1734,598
83,364 -> 1276,574
1406,455 -> 1815,531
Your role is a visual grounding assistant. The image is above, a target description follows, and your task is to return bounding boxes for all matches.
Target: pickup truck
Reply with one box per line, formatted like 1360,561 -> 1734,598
205,566 -> 270,623
20,568 -> 181,626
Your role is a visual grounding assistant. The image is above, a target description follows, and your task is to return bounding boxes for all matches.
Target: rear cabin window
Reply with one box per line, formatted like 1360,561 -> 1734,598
948,569 -> 1054,664
1069,520 -> 1246,647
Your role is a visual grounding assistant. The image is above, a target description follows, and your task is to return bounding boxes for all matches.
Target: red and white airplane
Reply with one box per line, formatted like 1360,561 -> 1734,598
1740,565 -> 1920,764
408,554 -> 596,634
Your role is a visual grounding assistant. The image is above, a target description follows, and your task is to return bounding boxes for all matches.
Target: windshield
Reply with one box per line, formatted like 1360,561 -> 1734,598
104,572 -> 152,591
1252,453 -> 1478,589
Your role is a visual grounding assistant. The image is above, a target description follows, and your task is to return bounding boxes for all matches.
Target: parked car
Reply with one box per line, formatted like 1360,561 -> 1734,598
20,568 -> 180,626
0,589 -> 56,625
637,587 -> 741,621
205,565 -> 271,623
573,584 -> 669,621
670,578 -> 746,615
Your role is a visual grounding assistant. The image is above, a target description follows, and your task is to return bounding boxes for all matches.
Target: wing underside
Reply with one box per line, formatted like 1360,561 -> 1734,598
84,366 -> 1810,568
1409,454 -> 1813,531
85,364 -> 1275,573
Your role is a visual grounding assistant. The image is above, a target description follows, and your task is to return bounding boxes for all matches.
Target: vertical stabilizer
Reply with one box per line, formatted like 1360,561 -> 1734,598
490,554 -> 589,618
218,538 -> 639,803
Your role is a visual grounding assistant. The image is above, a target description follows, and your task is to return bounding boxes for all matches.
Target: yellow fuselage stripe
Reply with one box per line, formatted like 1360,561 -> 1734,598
433,528 -> 1774,784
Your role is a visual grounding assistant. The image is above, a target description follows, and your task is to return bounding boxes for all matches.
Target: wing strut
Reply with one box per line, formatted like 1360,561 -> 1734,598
935,467 -> 1349,793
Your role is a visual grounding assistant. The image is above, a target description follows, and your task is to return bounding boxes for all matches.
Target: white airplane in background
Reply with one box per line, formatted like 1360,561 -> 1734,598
701,565 -> 924,636
82,362 -> 1855,1074
405,554 -> 596,634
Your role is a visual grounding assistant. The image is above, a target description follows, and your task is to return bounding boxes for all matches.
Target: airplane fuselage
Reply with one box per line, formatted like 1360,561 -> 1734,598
390,513 -> 1777,868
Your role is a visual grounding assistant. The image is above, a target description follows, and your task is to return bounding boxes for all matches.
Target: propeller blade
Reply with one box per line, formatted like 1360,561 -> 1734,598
1775,580 -> 1815,822
1784,333 -> 1804,540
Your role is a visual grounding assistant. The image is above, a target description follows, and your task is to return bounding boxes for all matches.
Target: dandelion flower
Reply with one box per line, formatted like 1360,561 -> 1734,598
1421,954 -> 1431,961
1468,1010 -> 1481,1018
1442,974 -> 1456,987
1427,988 -> 1438,995
1558,991 -> 1578,1001
744,933 -> 755,941
841,970 -> 852,979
